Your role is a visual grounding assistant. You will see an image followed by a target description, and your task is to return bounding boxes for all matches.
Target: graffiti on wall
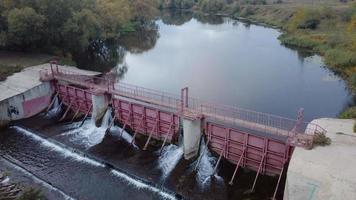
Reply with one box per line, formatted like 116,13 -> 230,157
7,105 -> 19,118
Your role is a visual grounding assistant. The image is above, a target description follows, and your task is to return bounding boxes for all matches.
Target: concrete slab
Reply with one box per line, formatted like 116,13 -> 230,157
0,64 -> 100,101
284,118 -> 356,200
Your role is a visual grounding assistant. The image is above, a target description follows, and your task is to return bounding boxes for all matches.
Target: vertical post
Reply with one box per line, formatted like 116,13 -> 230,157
292,108 -> 304,133
181,87 -> 189,112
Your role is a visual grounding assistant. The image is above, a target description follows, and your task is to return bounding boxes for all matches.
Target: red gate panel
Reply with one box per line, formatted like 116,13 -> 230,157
205,122 -> 292,175
113,98 -> 180,143
57,83 -> 93,113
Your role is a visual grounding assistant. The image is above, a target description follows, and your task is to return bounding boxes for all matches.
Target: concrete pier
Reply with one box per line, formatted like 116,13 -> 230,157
0,63 -> 99,128
92,93 -> 109,126
284,118 -> 356,200
182,118 -> 202,160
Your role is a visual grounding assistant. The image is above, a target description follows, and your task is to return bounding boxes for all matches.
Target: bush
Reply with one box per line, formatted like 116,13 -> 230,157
339,106 -> 356,119
198,0 -> 225,13
341,3 -> 356,22
17,188 -> 45,200
279,33 -> 319,49
324,49 -> 356,68
287,8 -> 322,30
313,132 -> 331,147
239,6 -> 255,17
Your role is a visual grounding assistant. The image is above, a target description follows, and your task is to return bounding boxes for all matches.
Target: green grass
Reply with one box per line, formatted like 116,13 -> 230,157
0,65 -> 23,81
339,106 -> 356,119
0,50 -> 54,81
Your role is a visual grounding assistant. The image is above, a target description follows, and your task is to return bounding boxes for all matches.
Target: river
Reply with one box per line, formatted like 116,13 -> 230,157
0,11 -> 354,200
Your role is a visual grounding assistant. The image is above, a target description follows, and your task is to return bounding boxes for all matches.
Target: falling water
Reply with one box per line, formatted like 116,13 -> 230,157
58,108 -> 112,149
158,144 -> 183,179
45,97 -> 61,117
9,126 -> 177,200
194,139 -> 223,188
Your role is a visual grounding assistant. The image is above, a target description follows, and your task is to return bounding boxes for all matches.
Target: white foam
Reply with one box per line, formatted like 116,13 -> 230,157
45,97 -> 61,117
12,126 -> 104,167
1,156 -> 75,200
1,177 -> 10,184
110,169 -> 176,200
59,109 -> 112,149
158,145 -> 183,179
195,140 -> 223,188
13,126 -> 178,199
109,126 -> 138,148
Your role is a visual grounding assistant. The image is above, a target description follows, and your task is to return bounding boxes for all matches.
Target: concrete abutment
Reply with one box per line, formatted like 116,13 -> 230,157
182,118 -> 203,160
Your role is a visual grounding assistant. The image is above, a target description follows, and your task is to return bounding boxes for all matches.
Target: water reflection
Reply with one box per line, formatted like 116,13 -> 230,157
74,22 -> 160,72
74,12 -> 353,121
161,10 -> 193,26
73,41 -> 126,72
193,13 -> 224,25
118,22 -> 160,54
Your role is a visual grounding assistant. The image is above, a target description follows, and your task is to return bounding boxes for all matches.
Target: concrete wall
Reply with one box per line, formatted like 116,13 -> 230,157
92,93 -> 109,127
0,82 -> 53,127
182,118 -> 202,160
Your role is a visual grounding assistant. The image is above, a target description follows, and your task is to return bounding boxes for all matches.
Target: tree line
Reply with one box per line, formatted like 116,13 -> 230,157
0,0 -> 157,54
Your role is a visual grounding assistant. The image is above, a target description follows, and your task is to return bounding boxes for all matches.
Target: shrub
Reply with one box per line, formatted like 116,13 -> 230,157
324,49 -> 356,68
313,132 -> 331,147
287,8 -> 321,30
339,106 -> 356,119
17,188 -> 45,200
279,33 -> 319,49
239,6 -> 255,17
198,0 -> 225,13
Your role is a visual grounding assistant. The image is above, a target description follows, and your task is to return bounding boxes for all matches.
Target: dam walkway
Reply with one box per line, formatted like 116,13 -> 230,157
38,61 -> 327,197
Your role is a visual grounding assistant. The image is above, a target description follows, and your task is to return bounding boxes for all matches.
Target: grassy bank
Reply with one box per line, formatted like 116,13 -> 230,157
222,3 -> 356,92
0,51 -> 54,81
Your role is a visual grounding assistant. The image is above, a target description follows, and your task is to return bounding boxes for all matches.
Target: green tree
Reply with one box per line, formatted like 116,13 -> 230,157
63,9 -> 101,51
6,7 -> 45,49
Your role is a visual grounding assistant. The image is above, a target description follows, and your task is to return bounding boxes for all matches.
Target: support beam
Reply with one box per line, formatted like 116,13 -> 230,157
46,91 -> 59,112
229,147 -> 246,185
212,144 -> 226,176
130,115 -> 145,145
119,111 -> 131,137
272,166 -> 285,200
250,153 -> 266,192
160,121 -> 174,153
59,100 -> 73,121
143,120 -> 158,150
194,138 -> 210,171
105,113 -> 117,134
70,104 -> 82,122
79,105 -> 92,127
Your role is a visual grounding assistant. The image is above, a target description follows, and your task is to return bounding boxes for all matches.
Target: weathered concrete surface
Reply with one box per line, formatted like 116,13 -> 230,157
284,118 -> 356,200
0,63 -> 99,127
92,93 -> 109,127
0,63 -> 99,101
182,118 -> 202,160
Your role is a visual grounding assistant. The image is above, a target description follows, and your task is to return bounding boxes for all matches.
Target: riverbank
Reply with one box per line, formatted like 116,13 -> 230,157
183,2 -> 356,93
284,118 -> 356,200
0,51 -> 54,81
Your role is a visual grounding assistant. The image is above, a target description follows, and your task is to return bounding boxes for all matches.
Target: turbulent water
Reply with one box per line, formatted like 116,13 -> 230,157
158,145 -> 184,179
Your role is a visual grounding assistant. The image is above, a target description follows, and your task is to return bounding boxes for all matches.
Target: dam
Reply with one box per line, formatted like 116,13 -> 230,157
0,61 -> 332,199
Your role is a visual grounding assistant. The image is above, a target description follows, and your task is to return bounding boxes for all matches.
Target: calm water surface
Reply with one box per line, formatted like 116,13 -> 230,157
118,15 -> 352,121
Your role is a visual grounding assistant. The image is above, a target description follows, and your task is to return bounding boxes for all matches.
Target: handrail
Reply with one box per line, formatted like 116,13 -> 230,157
40,67 -> 327,139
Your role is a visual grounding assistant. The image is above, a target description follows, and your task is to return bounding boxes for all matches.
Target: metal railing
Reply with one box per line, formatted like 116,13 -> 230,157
40,65 -> 326,140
